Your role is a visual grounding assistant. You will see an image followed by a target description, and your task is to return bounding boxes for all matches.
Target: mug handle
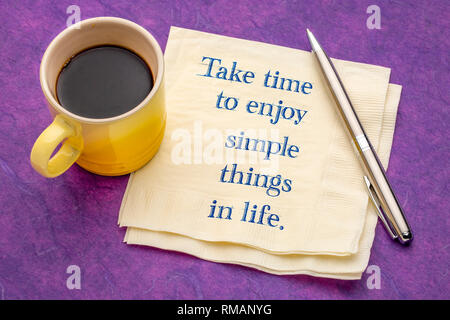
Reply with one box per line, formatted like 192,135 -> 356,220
30,114 -> 83,178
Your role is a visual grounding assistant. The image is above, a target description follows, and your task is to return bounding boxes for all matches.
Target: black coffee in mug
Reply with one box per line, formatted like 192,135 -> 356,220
56,45 -> 153,119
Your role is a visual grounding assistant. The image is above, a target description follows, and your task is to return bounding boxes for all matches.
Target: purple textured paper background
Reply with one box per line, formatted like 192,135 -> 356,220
0,0 -> 448,300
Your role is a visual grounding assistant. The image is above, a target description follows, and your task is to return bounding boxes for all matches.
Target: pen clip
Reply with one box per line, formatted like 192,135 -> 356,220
363,176 -> 398,239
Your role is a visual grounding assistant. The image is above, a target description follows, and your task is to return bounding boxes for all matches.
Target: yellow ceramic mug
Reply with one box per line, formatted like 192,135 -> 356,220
30,17 -> 166,177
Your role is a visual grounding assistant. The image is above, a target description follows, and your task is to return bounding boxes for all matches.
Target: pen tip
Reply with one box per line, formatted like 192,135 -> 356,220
306,28 -> 322,52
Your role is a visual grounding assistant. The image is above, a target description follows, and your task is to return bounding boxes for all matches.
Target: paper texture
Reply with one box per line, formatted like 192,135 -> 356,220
119,27 -> 401,279
124,84 -> 401,279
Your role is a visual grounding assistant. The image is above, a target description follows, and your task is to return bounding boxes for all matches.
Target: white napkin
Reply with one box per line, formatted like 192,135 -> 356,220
119,27 -> 401,279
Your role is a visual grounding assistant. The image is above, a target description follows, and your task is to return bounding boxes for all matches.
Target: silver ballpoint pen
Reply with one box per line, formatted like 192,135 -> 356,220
306,29 -> 413,244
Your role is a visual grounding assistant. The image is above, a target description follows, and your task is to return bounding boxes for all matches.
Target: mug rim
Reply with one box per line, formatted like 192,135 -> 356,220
40,16 -> 164,124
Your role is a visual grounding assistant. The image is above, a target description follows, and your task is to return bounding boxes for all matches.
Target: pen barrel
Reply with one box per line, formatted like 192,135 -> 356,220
360,146 -> 411,240
312,49 -> 412,243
